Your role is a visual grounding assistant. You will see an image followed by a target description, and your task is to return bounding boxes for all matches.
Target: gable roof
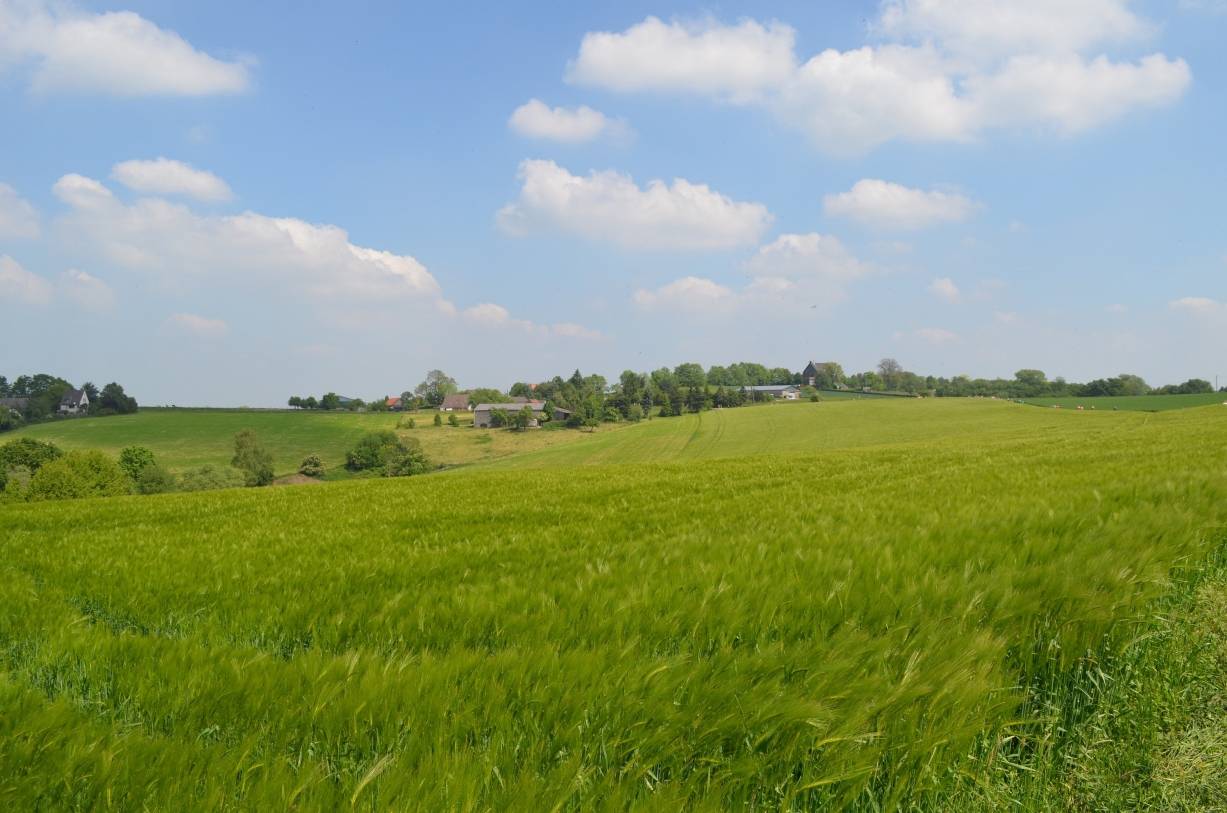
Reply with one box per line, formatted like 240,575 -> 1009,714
440,393 -> 470,410
473,400 -> 545,412
0,397 -> 28,409
60,388 -> 87,406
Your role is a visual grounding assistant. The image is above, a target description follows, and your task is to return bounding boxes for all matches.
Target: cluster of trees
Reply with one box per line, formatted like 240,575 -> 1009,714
503,363 -> 802,429
285,359 -> 1222,429
287,392 -> 349,411
345,431 -> 431,476
486,405 -> 539,431
0,429 -> 286,502
795,359 -> 1221,400
926,370 -> 1218,399
0,374 -> 137,432
288,370 -> 467,413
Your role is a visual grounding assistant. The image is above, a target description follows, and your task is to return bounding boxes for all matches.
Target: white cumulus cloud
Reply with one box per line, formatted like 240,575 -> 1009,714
461,302 -> 604,339
744,233 -> 870,282
111,158 -> 233,202
1169,296 -> 1223,314
167,312 -> 227,338
498,159 -> 771,251
825,179 -> 978,229
636,233 -> 872,316
567,16 -> 796,102
0,1 -> 251,96
508,99 -> 628,143
44,173 -> 601,341
876,0 -> 1150,61
0,254 -> 53,304
633,276 -> 735,312
58,268 -> 115,311
52,174 -> 443,301
929,277 -> 962,303
967,53 -> 1191,135
0,182 -> 40,238
567,8 -> 1191,154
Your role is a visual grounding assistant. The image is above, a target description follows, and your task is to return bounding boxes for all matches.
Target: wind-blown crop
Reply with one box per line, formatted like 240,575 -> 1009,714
0,402 -> 1224,809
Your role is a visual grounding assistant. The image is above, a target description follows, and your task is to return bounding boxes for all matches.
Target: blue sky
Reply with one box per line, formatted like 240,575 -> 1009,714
1,0 -> 1225,405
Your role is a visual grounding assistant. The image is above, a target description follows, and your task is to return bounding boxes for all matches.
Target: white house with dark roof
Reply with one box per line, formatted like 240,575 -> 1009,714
58,388 -> 89,415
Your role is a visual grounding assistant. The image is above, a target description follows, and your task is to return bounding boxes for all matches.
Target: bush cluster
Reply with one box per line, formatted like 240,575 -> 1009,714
299,454 -> 325,478
1,431 -> 280,502
346,431 -> 430,477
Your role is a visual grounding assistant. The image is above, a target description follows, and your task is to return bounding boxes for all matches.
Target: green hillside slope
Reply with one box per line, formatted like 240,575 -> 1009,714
7,408 -> 593,475
1025,392 -> 1226,411
488,398 -> 1146,468
2,404 -> 1225,809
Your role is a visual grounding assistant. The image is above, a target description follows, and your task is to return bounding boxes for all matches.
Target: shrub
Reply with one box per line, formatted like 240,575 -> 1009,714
1,477 -> 26,502
346,431 -> 402,471
626,403 -> 644,423
433,413 -> 443,427
509,406 -> 536,431
119,446 -> 156,481
1,437 -> 62,475
136,464 -> 176,495
299,454 -> 325,478
384,438 -> 431,477
0,407 -> 22,433
346,432 -> 431,476
489,408 -> 511,428
232,430 -> 274,486
178,465 -> 245,492
448,413 -> 459,427
26,450 -> 131,501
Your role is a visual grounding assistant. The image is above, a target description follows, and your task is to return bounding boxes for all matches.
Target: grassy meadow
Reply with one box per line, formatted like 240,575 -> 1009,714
8,407 -> 596,476
1025,392 -> 1227,411
2,400 -> 1226,809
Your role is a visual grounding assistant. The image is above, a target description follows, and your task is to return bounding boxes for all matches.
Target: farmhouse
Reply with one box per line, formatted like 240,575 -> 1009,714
58,388 -> 89,415
385,396 -> 403,410
440,393 -> 470,411
472,401 -> 572,428
743,385 -> 800,400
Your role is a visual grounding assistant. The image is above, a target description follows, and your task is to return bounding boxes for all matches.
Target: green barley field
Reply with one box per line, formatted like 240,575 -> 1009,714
2,400 -> 1226,809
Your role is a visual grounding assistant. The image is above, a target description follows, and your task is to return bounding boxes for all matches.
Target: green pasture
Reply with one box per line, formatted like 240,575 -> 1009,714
8,407 -> 595,476
1025,392 -> 1226,411
2,402 -> 1226,808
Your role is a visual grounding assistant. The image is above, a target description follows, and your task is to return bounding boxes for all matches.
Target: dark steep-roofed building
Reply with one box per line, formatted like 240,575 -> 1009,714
58,388 -> 89,415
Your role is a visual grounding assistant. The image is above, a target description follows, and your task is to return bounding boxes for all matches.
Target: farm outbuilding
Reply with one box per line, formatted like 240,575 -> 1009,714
742,385 -> 801,400
472,401 -> 571,428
